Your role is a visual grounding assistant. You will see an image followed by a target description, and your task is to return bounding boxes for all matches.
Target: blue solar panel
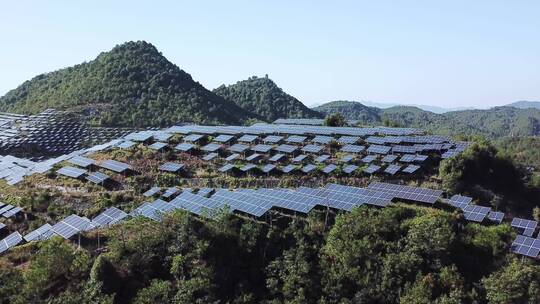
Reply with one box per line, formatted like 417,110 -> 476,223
341,144 -> 364,153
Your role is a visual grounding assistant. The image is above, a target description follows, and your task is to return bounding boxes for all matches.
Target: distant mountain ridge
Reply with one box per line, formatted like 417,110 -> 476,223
506,100 -> 540,110
213,75 -> 322,121
0,41 -> 258,127
314,100 -> 540,137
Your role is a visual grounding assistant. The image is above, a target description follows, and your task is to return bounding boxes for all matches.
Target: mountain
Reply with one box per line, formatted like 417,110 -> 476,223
313,100 -> 540,137
0,41 -> 258,127
506,100 -> 540,110
358,100 -> 474,114
213,75 -> 322,122
312,100 -> 380,123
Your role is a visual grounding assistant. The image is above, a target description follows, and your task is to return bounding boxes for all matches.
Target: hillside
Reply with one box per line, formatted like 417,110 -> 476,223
507,100 -> 540,110
312,100 -> 380,123
0,41 -> 257,127
213,76 -> 322,121
313,101 -> 540,137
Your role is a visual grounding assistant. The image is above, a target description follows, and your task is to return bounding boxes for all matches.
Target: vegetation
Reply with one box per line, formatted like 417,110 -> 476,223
314,100 -> 540,137
439,140 -> 540,217
0,41 -> 258,127
2,203 -> 534,304
213,75 -> 322,122
324,113 -> 346,127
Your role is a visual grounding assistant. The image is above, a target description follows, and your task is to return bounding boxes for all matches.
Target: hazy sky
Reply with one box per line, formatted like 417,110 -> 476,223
1,1 -> 539,108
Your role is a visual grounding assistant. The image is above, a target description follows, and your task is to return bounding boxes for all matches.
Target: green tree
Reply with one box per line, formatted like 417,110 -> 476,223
325,113 -> 347,127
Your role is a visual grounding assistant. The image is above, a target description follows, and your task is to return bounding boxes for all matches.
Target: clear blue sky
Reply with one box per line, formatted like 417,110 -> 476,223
1,1 -> 539,108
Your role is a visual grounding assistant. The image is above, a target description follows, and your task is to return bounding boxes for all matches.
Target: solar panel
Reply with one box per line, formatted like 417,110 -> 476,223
100,160 -> 130,173
322,164 -> 338,174
462,205 -> 491,222
392,145 -> 418,154
269,153 -> 286,162
240,163 -> 256,172
263,135 -> 283,143
302,144 -> 324,153
262,164 -> 276,173
252,144 -> 273,153
402,164 -> 420,174
24,223 -> 54,242
212,190 -> 271,217
301,164 -> 317,173
313,154 -> 329,163
57,166 -> 87,178
316,184 -> 394,209
117,140 -> 136,149
312,135 -> 334,144
51,215 -> 94,239
511,235 -> 540,258
183,134 -> 204,142
0,232 -> 23,254
175,143 -> 195,152
381,155 -> 398,163
213,134 -> 234,143
340,154 -> 354,163
447,195 -> 472,209
246,153 -> 262,162
68,156 -> 95,168
414,155 -> 428,162
162,187 -> 180,199
487,211 -> 504,223
143,186 -> 161,197
367,145 -> 391,154
399,154 -> 416,163
343,164 -> 358,174
202,153 -> 219,161
292,154 -> 308,163
92,207 -> 128,227
275,144 -> 298,154
159,162 -> 184,172
225,153 -> 240,161
384,164 -> 401,175
368,182 -> 443,204
170,192 -> 227,217
361,155 -> 377,163
365,136 -> 388,145
219,163 -> 235,173
337,136 -> 360,144
340,144 -> 364,153
237,134 -> 258,143
148,142 -> 168,150
281,164 -> 297,173
363,164 -> 380,174
511,218 -> 538,237
201,143 -> 221,152
197,187 -> 214,197
286,135 -> 307,143
229,143 -> 249,153
0,223 -> 5,230
85,171 -> 109,184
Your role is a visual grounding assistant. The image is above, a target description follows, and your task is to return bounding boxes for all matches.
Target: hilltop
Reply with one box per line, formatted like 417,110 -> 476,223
213,75 -> 322,121
506,100 -> 540,110
0,41 -> 258,127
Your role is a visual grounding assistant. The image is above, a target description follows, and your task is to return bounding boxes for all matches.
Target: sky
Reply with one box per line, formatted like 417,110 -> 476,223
0,1 -> 539,108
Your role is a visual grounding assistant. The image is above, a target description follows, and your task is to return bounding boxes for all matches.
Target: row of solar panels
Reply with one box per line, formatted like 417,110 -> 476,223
2,181 -> 536,259
0,206 -> 128,254
215,162 -> 422,176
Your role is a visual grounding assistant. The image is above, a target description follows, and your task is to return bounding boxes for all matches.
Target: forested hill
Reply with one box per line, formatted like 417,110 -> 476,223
314,100 -> 540,137
0,41 -> 258,127
213,76 -> 323,121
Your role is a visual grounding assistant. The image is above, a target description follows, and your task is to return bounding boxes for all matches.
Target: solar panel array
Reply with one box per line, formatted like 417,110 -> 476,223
368,182 -> 442,204
511,235 -> 540,258
511,218 -> 538,237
